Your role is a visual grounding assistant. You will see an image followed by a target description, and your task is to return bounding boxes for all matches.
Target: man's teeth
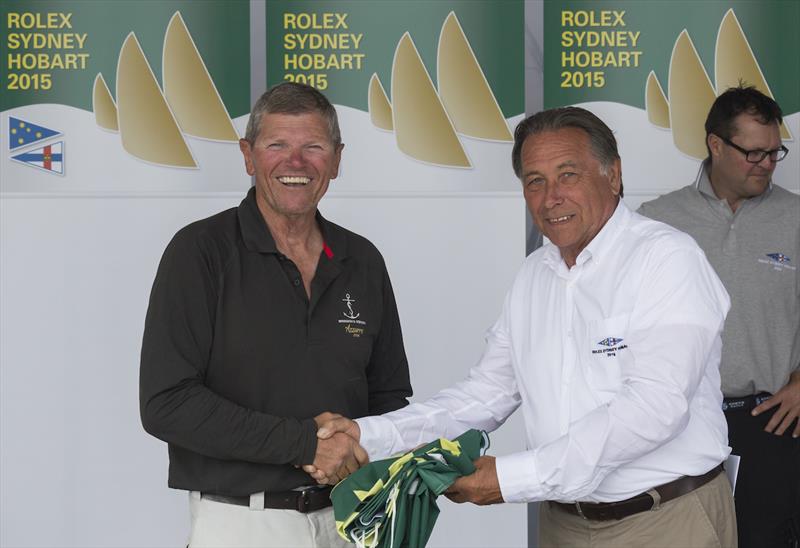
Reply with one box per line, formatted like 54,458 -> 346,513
278,176 -> 310,185
548,215 -> 572,224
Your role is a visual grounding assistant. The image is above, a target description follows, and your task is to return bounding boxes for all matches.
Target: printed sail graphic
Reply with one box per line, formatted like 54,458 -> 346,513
368,73 -> 393,131
163,11 -> 238,141
392,32 -> 470,168
116,33 -> 197,167
437,12 -> 512,141
645,71 -> 670,129
92,73 -> 118,132
715,9 -> 791,139
668,30 -> 716,159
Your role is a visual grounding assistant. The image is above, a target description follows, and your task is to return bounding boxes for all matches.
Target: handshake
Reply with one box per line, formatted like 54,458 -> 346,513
303,412 -> 365,485
302,412 -> 504,506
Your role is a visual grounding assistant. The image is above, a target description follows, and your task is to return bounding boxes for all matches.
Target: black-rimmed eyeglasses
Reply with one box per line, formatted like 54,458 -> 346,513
718,135 -> 789,163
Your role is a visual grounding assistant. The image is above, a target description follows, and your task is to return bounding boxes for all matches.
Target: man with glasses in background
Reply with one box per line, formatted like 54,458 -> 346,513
639,85 -> 799,548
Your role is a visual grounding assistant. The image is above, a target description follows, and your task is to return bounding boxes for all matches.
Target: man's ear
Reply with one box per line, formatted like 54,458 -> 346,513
608,158 -> 622,196
330,143 -> 344,180
707,134 -> 723,160
239,139 -> 255,176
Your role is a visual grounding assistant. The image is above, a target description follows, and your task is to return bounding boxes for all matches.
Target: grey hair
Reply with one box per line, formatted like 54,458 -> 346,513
511,107 -> 623,196
244,82 -> 341,146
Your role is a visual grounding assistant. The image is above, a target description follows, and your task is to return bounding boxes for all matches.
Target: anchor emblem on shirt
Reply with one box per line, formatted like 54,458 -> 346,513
342,293 -> 360,320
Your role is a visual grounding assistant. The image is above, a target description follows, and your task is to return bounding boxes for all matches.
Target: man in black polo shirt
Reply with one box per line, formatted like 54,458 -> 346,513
140,82 -> 412,547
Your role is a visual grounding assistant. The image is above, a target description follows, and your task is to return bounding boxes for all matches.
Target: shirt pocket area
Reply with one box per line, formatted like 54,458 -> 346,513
585,314 -> 631,404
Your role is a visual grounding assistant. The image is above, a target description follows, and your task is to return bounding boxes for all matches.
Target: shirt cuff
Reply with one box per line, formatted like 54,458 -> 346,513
495,450 -> 540,503
355,415 -> 398,461
296,417 -> 319,466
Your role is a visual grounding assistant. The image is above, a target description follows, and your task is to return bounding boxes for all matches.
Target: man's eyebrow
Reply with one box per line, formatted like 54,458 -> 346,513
523,169 -> 543,179
556,161 -> 578,170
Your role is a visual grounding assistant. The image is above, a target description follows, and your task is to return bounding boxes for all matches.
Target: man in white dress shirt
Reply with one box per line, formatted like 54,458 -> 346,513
311,107 -> 737,547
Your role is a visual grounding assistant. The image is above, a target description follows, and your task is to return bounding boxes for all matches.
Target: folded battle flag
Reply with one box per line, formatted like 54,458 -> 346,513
331,429 -> 489,548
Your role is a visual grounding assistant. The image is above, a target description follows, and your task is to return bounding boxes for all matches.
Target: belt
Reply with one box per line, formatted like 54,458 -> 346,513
552,464 -> 724,521
722,392 -> 771,412
201,486 -> 332,513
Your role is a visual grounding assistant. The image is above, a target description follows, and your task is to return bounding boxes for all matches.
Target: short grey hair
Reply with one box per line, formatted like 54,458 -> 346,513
244,82 -> 341,147
511,107 -> 623,196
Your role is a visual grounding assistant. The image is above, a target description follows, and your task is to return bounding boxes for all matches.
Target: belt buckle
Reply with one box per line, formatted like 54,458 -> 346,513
574,501 -> 588,520
296,487 -> 312,513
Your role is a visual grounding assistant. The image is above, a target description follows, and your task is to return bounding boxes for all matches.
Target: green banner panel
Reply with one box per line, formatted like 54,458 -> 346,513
266,0 -> 523,116
1,0 -> 250,116
544,0 -> 799,113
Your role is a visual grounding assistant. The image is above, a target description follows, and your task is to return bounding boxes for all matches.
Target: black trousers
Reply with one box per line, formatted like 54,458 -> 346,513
726,405 -> 800,548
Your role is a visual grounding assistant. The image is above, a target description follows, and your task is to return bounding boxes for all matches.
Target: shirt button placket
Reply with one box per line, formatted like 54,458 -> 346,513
560,278 -> 576,433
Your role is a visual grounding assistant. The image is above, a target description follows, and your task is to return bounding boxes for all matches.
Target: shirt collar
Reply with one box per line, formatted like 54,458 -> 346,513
236,186 -> 348,261
578,199 -> 628,267
542,199 -> 629,273
695,161 -> 773,204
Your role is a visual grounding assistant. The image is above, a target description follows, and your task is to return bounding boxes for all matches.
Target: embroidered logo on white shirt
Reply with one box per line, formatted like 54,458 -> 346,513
593,338 -> 627,357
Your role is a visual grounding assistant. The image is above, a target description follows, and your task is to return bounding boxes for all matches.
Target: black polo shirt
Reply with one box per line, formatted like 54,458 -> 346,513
140,187 -> 412,495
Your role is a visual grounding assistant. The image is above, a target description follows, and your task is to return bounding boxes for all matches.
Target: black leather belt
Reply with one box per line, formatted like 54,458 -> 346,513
552,464 -> 724,521
202,486 -> 332,513
722,392 -> 771,412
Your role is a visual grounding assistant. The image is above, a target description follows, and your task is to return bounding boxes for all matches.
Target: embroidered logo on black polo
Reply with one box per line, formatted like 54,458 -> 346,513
339,293 -> 366,337
592,338 -> 627,357
758,252 -> 796,272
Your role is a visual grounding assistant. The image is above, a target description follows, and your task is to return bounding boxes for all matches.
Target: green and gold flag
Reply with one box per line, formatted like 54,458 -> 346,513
331,429 -> 488,548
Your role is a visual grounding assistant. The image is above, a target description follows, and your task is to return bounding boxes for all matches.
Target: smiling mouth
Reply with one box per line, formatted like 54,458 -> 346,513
278,176 -> 311,186
546,214 -> 574,225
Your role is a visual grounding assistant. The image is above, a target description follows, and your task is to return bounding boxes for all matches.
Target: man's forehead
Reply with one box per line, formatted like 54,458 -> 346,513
257,111 -> 329,136
522,128 -> 591,165
731,112 -> 780,137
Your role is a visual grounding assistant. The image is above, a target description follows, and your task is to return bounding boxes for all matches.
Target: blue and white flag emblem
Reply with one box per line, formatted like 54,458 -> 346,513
766,253 -> 790,264
8,117 -> 61,151
11,142 -> 64,175
598,337 -> 623,347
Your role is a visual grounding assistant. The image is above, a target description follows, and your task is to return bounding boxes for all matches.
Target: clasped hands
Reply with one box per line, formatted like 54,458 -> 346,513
303,412 -> 364,485
304,412 -> 504,506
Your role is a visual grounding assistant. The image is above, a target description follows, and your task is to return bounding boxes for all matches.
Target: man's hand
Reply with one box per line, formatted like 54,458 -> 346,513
444,456 -> 504,506
307,431 -> 368,485
315,412 -> 361,442
752,371 -> 800,438
302,412 -> 366,484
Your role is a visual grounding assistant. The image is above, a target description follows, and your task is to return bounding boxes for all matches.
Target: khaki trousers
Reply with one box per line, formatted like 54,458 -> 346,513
539,473 -> 737,548
187,491 -> 351,548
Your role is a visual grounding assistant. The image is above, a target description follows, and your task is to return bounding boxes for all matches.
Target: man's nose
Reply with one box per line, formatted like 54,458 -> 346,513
286,147 -> 305,166
755,154 -> 776,170
543,180 -> 563,208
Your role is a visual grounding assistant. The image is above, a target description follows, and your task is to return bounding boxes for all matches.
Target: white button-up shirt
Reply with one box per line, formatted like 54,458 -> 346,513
358,202 -> 731,503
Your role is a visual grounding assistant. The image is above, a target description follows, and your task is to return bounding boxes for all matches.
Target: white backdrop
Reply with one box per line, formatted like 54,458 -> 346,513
0,192 -> 527,547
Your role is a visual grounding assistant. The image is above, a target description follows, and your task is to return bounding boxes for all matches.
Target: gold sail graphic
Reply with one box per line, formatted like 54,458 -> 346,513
392,32 -> 470,167
716,9 -> 791,139
93,73 -> 118,132
437,12 -> 512,141
116,33 -> 196,168
368,73 -> 393,131
645,71 -> 670,129
163,11 -> 238,141
668,31 -> 716,159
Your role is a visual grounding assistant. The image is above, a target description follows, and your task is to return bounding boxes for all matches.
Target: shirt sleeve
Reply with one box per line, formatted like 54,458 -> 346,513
357,293 -> 521,459
496,245 -> 730,503
364,263 -> 413,415
139,229 -> 318,466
